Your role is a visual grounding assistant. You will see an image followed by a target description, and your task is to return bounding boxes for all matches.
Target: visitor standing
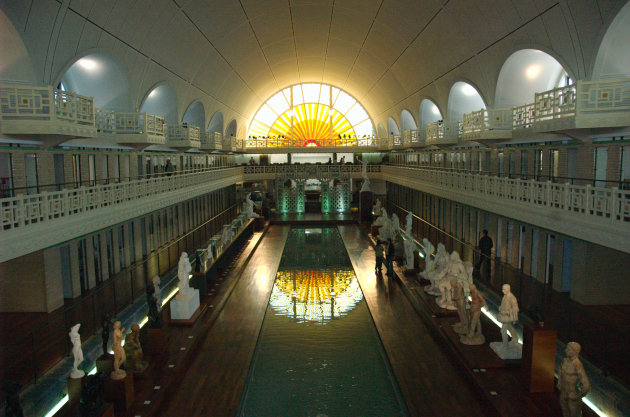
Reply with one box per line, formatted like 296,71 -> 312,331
386,238 -> 395,275
374,240 -> 384,273
476,229 -> 493,277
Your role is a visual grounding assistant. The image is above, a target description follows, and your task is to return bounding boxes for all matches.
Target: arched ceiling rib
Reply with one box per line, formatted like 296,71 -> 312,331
1,0 -> 625,130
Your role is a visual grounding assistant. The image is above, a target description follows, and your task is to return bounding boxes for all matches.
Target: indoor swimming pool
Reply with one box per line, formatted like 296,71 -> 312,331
238,227 -> 408,417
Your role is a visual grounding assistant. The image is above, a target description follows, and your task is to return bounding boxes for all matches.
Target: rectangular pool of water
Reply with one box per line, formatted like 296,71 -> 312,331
238,227 -> 408,417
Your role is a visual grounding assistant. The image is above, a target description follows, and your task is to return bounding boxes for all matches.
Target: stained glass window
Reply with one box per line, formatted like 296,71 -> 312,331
248,83 -> 374,148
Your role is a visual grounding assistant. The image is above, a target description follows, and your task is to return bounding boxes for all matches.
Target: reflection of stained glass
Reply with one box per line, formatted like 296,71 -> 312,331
248,83 -> 374,148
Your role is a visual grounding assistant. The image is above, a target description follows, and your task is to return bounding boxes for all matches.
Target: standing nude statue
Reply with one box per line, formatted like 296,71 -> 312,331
110,321 -> 126,380
460,284 -> 486,345
69,323 -> 85,378
558,342 -> 591,417
451,280 -> 468,334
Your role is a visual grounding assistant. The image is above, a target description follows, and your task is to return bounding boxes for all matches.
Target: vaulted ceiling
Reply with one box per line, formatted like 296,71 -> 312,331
0,0 -> 626,134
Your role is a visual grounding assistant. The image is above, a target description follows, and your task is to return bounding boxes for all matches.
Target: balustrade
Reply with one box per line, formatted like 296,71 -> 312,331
462,108 -> 512,141
96,109 -> 165,147
166,123 -> 201,149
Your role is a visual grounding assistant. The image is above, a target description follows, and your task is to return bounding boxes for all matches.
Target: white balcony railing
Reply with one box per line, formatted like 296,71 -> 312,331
166,124 -> 201,148
534,84 -> 577,122
575,78 -> 630,126
96,109 -> 165,137
0,167 -> 241,232
462,108 -> 513,140
0,85 -> 95,136
512,103 -> 536,130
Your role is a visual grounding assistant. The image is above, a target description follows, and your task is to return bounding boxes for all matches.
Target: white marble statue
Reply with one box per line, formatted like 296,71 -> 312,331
68,323 -> 85,378
390,213 -> 400,236
206,242 -> 215,267
420,238 -> 435,279
152,275 -> 162,312
360,158 -> 371,192
176,252 -> 192,299
373,198 -> 382,216
373,209 -> 391,240
424,243 -> 449,295
490,284 -> 522,359
110,321 -> 126,380
221,224 -> 233,246
245,192 -> 260,219
436,251 -> 467,310
404,211 -> 415,270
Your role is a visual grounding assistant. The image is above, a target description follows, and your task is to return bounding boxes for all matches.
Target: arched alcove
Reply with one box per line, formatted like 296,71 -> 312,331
495,49 -> 569,107
592,1 -> 630,79
387,117 -> 400,135
140,83 -> 178,124
0,10 -> 37,83
400,109 -> 417,131
183,101 -> 206,129
208,112 -> 224,133
419,99 -> 442,128
59,53 -> 132,111
447,82 -> 486,121
225,119 -> 237,138
377,123 -> 387,138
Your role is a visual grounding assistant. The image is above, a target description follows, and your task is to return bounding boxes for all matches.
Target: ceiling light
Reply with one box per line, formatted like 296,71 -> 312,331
431,105 -> 441,115
461,84 -> 477,96
77,57 -> 98,71
526,64 -> 541,80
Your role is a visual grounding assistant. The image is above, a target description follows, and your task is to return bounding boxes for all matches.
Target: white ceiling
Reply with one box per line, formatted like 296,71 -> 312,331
0,0 -> 627,135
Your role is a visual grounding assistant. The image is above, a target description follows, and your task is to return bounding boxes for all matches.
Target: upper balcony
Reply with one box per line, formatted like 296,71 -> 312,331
200,131 -> 223,152
461,108 -> 513,142
242,135 -> 379,153
96,109 -> 166,149
425,121 -> 461,147
166,124 -> 201,150
0,85 -> 96,146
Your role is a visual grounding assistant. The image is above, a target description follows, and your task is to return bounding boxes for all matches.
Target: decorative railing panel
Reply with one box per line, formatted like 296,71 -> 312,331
512,103 -> 536,130
535,84 -> 576,122
166,124 -> 201,147
462,108 -> 512,139
576,78 -> 630,118
96,110 -> 165,137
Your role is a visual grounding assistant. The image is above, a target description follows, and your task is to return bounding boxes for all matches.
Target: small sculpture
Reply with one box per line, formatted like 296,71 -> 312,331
360,158 -> 371,192
436,252 -> 466,310
390,213 -> 400,236
373,198 -> 382,216
245,192 -> 260,219
152,275 -> 162,311
205,243 -> 214,267
69,323 -> 85,378
373,208 -> 390,239
80,372 -> 106,416
558,342 -> 591,417
490,284 -> 522,359
110,321 -> 126,380
451,280 -> 468,334
425,243 -> 448,295
3,381 -> 23,417
124,323 -> 148,372
146,285 -> 162,328
101,314 -> 112,356
221,224 -> 233,246
460,284 -> 486,345
420,238 -> 435,279
404,211 -> 415,271
176,252 -> 192,299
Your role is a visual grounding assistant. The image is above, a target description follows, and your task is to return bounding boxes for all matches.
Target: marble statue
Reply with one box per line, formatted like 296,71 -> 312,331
436,252 -> 468,310
451,279 -> 468,334
490,284 -> 522,359
360,158 -> 371,192
205,242 -> 214,267
101,314 -> 112,356
373,209 -> 391,240
110,321 -> 126,380
404,211 -> 415,270
373,198 -> 382,216
558,342 -> 591,417
245,192 -> 260,219
176,252 -> 192,299
124,323 -> 148,372
460,284 -> 486,345
390,213 -> 400,236
420,238 -> 435,279
69,323 -> 85,378
152,275 -> 162,311
424,243 -> 449,296
221,224 -> 233,246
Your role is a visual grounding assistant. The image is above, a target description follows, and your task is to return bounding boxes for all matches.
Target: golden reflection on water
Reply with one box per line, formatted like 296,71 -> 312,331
269,269 -> 363,324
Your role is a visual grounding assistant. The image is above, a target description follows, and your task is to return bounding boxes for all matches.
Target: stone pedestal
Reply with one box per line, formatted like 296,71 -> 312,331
96,354 -> 113,375
360,191 -> 374,223
490,341 -> 523,360
254,216 -> 265,231
104,372 -> 134,411
170,289 -> 200,320
66,374 -> 84,404
522,324 -> 557,392
144,327 -> 167,356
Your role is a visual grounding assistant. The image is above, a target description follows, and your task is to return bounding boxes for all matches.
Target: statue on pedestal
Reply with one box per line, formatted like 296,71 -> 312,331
425,243 -> 448,295
101,314 -> 112,357
360,158 -> 371,192
205,243 -> 214,267
221,225 -> 233,246
404,211 -> 415,270
146,285 -> 162,328
460,284 -> 486,345
435,251 -> 466,310
373,199 -> 382,216
245,192 -> 260,219
558,342 -> 591,417
152,275 -> 162,312
176,252 -> 192,300
451,280 -> 468,334
374,209 -> 391,240
69,323 -> 85,378
110,321 -> 126,380
124,324 -> 148,373
490,284 -> 522,359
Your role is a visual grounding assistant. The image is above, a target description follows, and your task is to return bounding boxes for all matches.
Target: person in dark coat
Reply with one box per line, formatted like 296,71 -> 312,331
476,229 -> 493,277
386,238 -> 395,275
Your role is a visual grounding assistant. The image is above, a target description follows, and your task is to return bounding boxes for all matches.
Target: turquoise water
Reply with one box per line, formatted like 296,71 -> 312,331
238,227 -> 408,417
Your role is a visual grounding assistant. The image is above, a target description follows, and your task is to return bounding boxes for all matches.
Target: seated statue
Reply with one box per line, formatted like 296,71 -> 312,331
436,251 -> 467,310
124,324 -> 148,373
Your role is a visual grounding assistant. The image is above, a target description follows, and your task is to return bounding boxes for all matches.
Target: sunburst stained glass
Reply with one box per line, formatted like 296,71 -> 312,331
247,83 -> 374,148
